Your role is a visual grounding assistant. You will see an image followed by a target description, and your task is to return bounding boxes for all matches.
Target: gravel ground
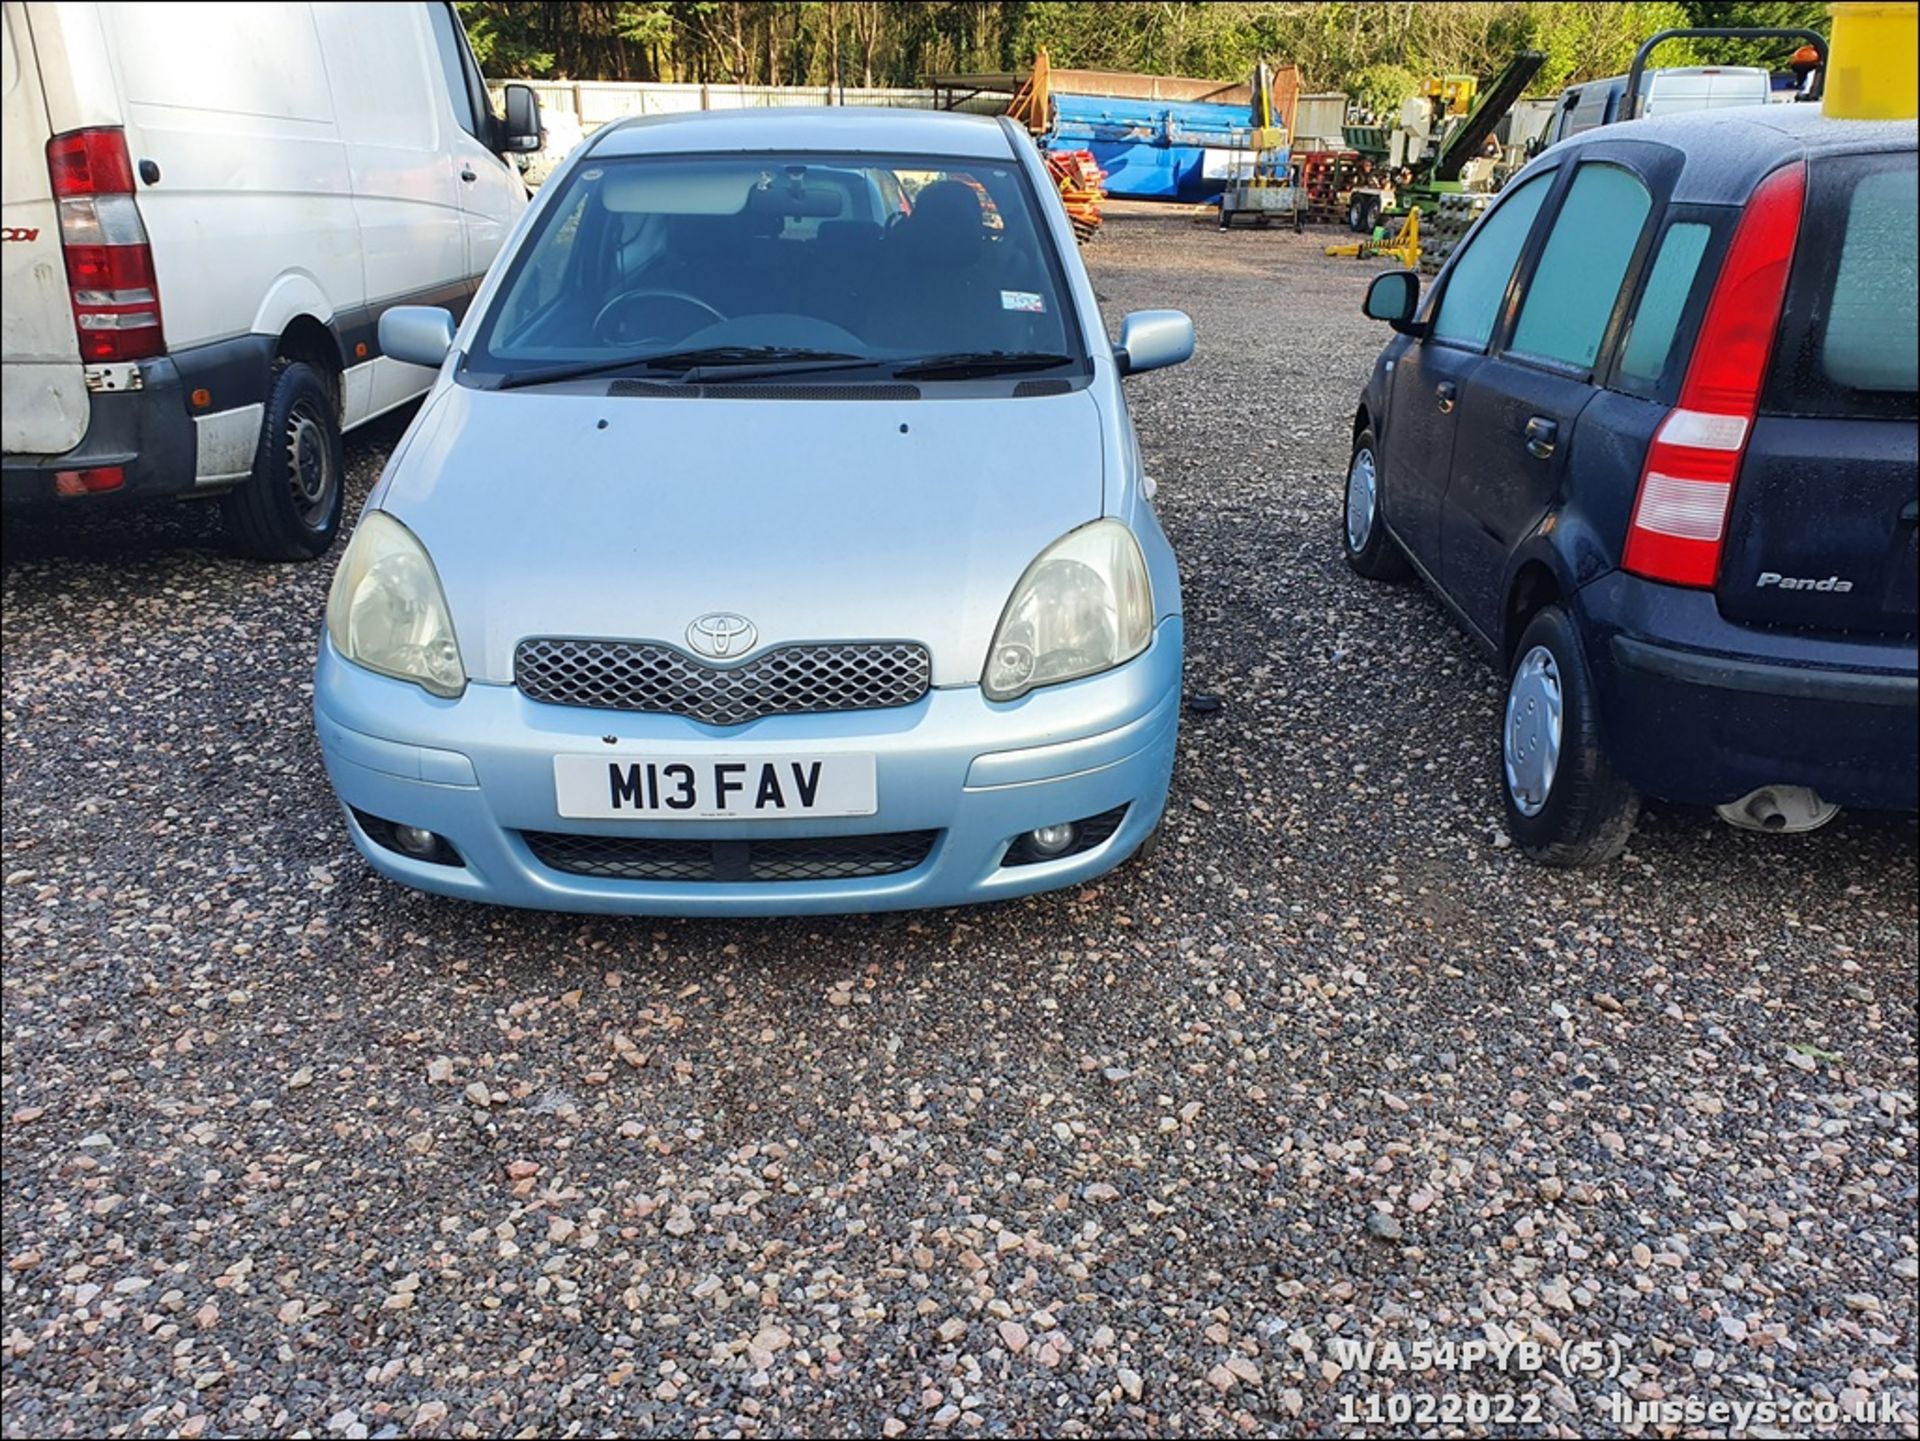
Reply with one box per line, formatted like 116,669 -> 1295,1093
3,203 -> 1916,1440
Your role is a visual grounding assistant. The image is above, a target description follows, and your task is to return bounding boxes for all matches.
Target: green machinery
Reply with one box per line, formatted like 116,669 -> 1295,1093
1341,50 -> 1546,234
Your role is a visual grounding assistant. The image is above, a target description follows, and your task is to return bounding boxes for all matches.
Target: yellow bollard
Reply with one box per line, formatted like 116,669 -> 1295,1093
1826,2 -> 1919,119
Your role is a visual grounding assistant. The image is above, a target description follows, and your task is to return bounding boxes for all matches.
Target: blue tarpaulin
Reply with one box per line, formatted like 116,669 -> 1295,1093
1046,93 -> 1257,202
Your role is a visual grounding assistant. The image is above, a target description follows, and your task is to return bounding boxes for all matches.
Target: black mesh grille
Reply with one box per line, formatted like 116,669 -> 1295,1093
1013,377 -> 1073,397
522,829 -> 939,882
515,639 -> 930,726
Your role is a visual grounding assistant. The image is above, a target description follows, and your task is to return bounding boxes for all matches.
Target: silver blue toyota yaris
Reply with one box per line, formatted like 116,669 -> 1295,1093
313,108 -> 1192,915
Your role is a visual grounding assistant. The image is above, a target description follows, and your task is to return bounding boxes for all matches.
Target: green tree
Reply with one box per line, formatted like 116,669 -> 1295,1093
454,1 -> 1818,96
1675,0 -> 1830,69
1347,61 -> 1424,116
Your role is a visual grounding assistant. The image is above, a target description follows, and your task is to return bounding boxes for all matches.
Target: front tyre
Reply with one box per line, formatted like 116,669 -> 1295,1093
223,360 -> 345,561
1342,428 -> 1409,581
1501,606 -> 1639,866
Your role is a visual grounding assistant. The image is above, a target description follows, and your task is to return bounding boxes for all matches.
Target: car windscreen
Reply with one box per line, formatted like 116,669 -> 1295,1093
1765,150 -> 1918,421
465,150 -> 1084,379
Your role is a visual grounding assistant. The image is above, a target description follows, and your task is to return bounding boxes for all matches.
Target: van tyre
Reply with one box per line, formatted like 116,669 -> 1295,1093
223,360 -> 344,561
1501,606 -> 1639,867
1342,428 -> 1409,581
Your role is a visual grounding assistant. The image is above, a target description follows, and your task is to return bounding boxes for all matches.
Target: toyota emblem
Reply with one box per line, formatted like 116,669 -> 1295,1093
686,612 -> 757,659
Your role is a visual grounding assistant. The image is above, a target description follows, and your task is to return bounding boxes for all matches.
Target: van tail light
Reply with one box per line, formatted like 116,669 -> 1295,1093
53,466 -> 127,497
1622,161 -> 1804,588
45,128 -> 164,363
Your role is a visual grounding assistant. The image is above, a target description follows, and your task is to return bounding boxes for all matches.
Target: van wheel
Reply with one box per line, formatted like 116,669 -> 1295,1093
1501,606 -> 1639,866
223,360 -> 344,562
1342,428 -> 1409,581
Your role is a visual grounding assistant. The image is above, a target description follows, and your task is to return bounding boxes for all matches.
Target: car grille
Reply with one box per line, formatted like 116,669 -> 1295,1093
514,639 -> 931,727
521,829 -> 939,883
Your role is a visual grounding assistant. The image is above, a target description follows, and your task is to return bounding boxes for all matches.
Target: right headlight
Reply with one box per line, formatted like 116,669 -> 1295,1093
325,510 -> 466,698
982,519 -> 1153,702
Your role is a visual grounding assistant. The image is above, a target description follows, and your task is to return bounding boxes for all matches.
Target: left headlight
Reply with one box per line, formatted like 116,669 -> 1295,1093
325,510 -> 466,698
982,519 -> 1153,702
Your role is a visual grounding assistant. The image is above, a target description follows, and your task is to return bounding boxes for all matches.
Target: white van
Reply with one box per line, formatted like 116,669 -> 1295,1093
2,1 -> 540,558
1544,66 -> 1773,148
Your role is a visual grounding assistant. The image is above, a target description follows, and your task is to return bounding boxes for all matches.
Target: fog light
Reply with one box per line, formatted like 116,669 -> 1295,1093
349,807 -> 463,868
1001,805 -> 1130,869
392,825 -> 440,857
1026,823 -> 1078,857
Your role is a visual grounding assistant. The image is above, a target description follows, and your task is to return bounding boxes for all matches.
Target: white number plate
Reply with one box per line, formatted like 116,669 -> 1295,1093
553,753 -> 877,820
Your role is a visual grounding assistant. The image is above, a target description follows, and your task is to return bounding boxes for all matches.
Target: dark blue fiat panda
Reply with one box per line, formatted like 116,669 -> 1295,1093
1346,105 -> 1917,865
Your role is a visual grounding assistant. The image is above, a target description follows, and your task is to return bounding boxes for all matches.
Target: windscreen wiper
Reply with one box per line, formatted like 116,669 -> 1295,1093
493,345 -> 864,391
891,351 -> 1076,381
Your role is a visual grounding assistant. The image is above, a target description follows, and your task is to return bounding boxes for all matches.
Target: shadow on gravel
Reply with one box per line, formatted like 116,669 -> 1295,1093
326,847 -> 1140,970
0,405 -> 416,578
1,496 -> 227,570
1632,799 -> 1919,863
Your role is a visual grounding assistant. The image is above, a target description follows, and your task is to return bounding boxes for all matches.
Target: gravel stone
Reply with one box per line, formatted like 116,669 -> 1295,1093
2,202 -> 1914,1438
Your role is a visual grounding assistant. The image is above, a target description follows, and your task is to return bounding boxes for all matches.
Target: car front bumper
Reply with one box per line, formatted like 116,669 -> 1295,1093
312,619 -> 1183,915
1578,573 -> 1918,811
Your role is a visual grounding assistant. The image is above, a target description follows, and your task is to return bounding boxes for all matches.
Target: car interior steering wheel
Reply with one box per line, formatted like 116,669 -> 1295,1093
590,289 -> 727,347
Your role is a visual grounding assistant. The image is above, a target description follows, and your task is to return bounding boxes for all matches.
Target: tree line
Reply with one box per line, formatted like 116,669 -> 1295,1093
457,1 -> 1828,107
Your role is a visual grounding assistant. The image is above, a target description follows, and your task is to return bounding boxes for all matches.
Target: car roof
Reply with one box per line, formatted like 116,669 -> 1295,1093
585,106 -> 1020,162
1553,105 -> 1917,204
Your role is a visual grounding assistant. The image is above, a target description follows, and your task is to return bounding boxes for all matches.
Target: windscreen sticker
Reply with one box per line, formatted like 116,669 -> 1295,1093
1001,290 -> 1046,313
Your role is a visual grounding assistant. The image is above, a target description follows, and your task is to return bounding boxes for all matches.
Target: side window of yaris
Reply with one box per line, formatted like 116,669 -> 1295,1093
1430,172 -> 1551,351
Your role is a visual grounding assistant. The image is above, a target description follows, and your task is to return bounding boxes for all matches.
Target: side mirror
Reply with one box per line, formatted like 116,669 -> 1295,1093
1114,309 -> 1195,376
380,306 -> 457,369
500,82 -> 542,154
1363,270 -> 1424,336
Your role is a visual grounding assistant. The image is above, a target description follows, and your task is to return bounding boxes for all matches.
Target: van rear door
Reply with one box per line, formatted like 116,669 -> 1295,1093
1716,150 -> 1919,637
1,0 -> 87,455
1643,68 -> 1772,118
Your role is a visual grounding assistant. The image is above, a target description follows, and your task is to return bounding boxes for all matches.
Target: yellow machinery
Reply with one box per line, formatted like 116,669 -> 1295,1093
1826,2 -> 1918,119
1218,126 -> 1303,230
1214,62 -> 1310,230
1324,207 -> 1421,267
1424,75 -> 1478,117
